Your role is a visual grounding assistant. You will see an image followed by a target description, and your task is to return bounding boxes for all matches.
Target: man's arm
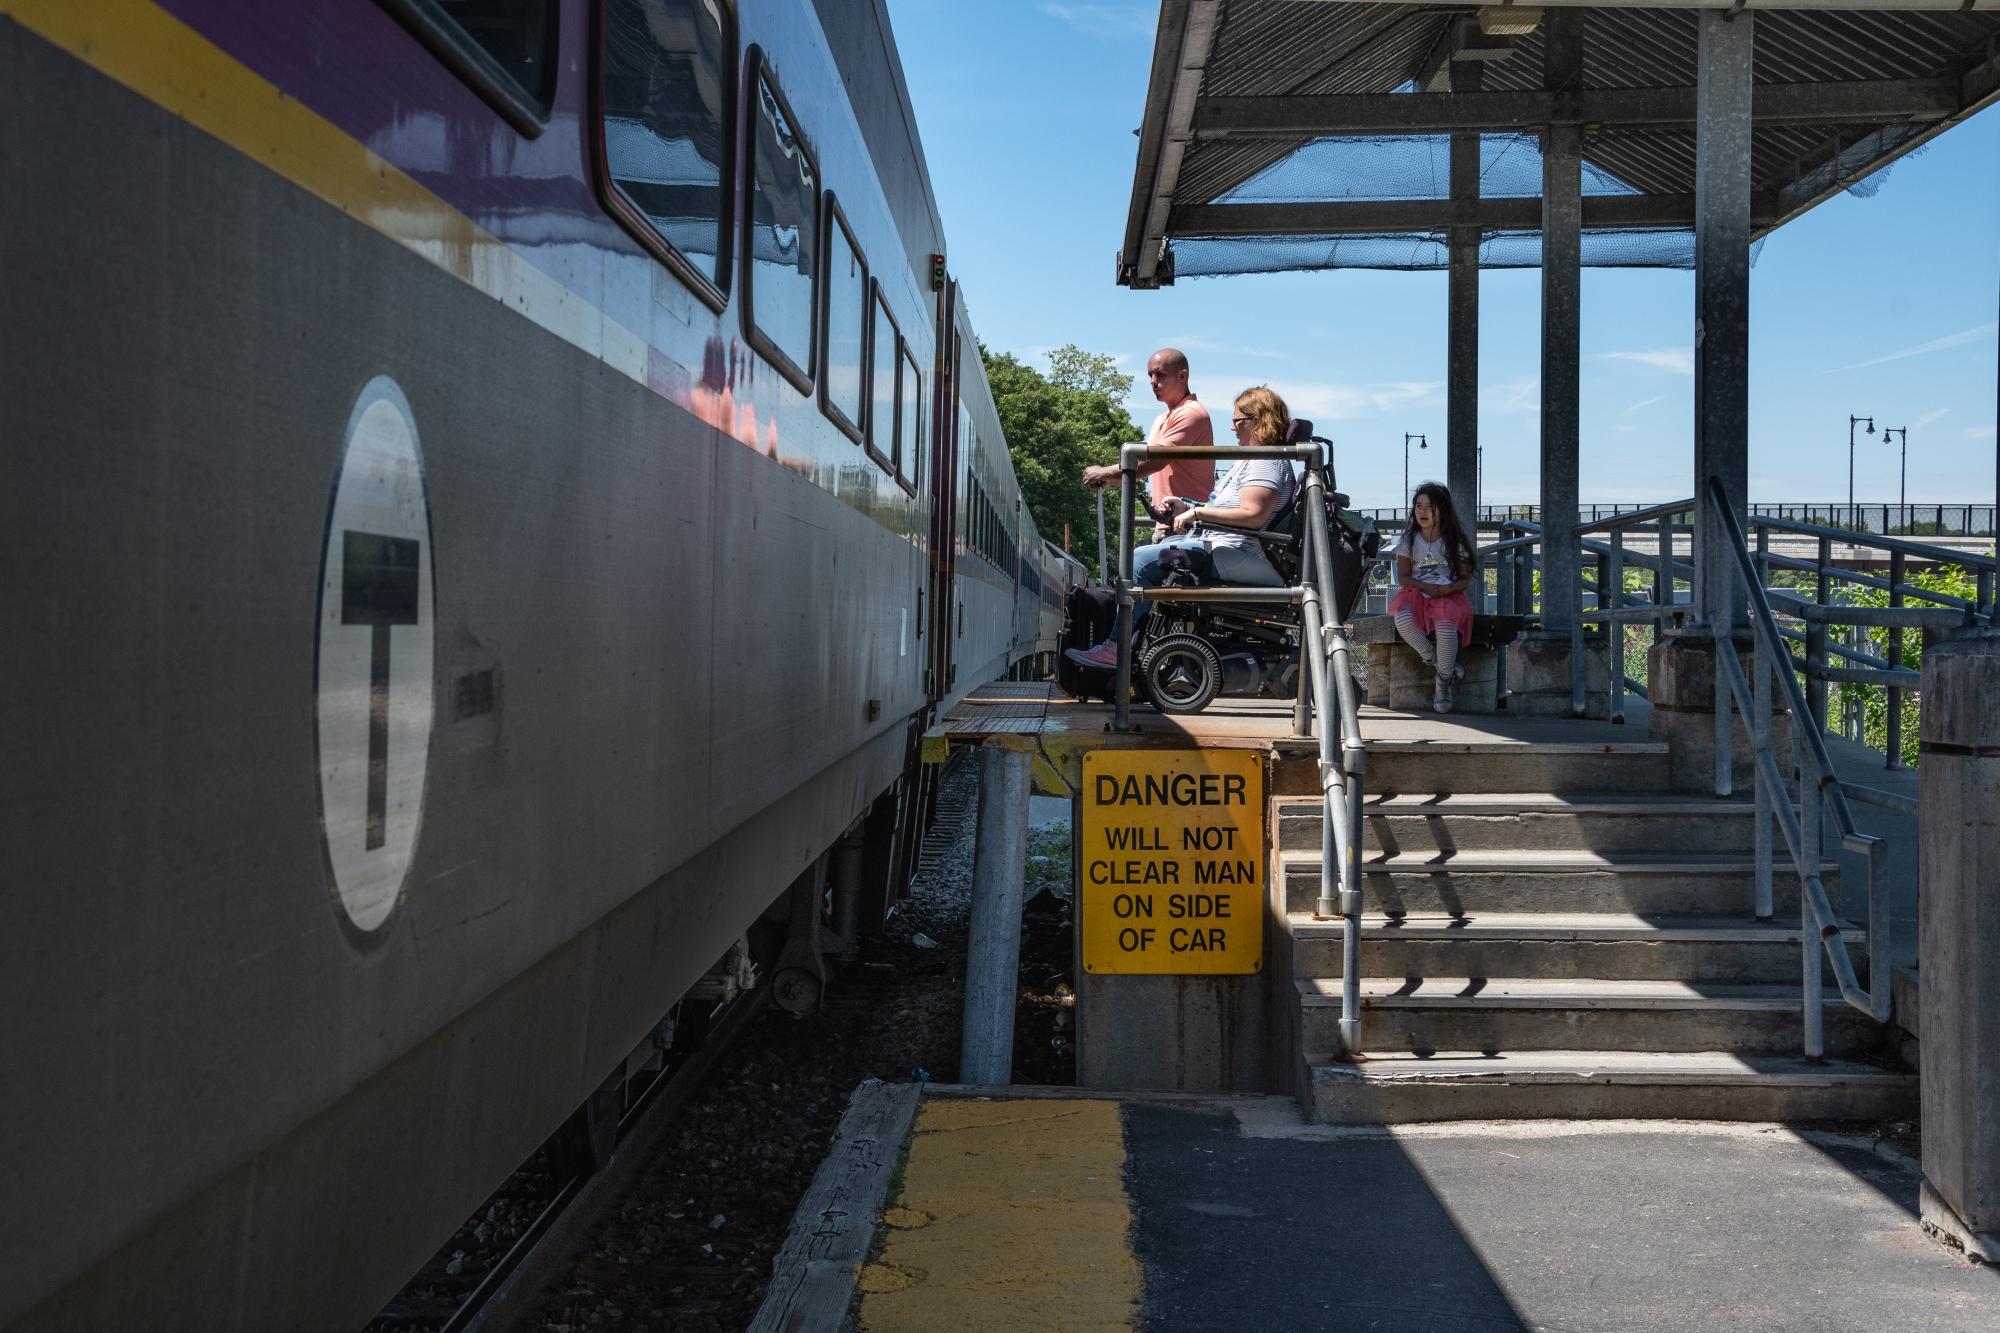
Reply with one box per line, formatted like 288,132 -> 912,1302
1082,458 -> 1169,489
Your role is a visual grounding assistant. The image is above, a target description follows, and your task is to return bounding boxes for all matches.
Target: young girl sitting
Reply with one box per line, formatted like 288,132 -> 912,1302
1388,482 -> 1478,713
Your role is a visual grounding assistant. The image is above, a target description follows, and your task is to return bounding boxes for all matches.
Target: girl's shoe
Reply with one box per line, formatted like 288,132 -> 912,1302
1433,673 -> 1454,714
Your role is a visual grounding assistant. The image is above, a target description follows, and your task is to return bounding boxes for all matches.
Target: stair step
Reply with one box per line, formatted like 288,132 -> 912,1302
1286,912 -> 1863,983
1354,738 -> 1672,796
1304,1050 -> 1916,1123
1277,791 -> 1769,854
1296,977 -> 1885,1056
1281,850 -> 1828,917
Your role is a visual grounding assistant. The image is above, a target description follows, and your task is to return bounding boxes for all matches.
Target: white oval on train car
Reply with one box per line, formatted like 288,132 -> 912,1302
314,375 -> 436,935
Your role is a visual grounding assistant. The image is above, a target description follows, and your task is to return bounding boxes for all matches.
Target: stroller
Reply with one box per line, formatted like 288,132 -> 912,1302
1058,421 -> 1381,714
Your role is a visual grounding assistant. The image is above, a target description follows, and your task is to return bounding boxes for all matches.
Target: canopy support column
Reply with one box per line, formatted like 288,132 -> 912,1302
1648,10 -> 1764,791
1448,64 -> 1482,528
1694,8 -> 1754,632
1539,9 -> 1583,639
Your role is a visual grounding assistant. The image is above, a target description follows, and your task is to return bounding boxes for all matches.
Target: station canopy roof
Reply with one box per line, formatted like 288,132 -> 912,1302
1118,1 -> 2000,285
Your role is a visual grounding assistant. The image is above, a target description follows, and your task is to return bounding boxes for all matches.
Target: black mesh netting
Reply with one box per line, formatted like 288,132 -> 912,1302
1172,227 -> 1703,274
1211,133 -> 1636,205
1167,130 -> 1900,277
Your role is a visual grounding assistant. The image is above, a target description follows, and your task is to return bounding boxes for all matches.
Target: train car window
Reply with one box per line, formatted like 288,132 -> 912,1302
596,0 -> 735,308
378,0 -> 557,136
819,197 -> 867,443
868,286 -> 899,474
900,343 -> 922,494
741,49 -> 817,394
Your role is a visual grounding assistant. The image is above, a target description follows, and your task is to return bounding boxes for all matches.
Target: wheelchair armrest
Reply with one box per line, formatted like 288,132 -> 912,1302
1198,520 -> 1295,547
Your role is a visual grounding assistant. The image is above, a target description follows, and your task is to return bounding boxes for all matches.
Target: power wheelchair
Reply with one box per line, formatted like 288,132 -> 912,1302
1130,420 -> 1380,715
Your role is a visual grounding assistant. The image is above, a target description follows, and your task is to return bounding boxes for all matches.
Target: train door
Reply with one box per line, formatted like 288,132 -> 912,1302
925,277 -> 961,705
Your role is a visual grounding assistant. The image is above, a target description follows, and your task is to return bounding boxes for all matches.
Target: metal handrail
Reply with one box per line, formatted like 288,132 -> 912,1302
1750,514 -> 2000,572
1706,478 -> 1891,1053
1111,440 -> 1368,1055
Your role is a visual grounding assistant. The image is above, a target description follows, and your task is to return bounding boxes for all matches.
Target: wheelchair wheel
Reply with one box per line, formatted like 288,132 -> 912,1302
1140,634 -> 1223,714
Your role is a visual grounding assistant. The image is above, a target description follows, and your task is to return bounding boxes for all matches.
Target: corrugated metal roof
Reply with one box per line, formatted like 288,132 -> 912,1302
1135,0 -> 2000,278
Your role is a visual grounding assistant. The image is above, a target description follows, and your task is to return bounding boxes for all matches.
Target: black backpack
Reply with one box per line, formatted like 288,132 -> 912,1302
1056,584 -> 1119,702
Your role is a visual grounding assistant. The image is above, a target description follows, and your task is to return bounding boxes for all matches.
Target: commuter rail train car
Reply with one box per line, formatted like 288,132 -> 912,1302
0,0 -> 1081,1327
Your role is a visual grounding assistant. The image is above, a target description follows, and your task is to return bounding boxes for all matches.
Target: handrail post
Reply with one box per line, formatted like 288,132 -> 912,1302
1799,723 -> 1825,1059
1291,453 -> 1323,750
1752,607 -> 1774,921
1608,531 -> 1626,723
1887,549 -> 1906,768
1112,464 -> 1136,731
1298,460 -> 1365,1056
1809,532 -> 1831,729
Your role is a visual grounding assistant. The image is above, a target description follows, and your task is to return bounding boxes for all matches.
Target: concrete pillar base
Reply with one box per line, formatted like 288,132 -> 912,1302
1076,973 -> 1269,1095
1921,1181 -> 2000,1264
1505,630 -> 1608,719
1367,641 -> 1499,714
1919,629 -> 2000,1253
1645,630 -> 1792,793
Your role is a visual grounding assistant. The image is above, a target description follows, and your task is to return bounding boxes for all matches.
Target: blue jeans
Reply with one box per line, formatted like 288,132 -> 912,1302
1124,539 -> 1209,635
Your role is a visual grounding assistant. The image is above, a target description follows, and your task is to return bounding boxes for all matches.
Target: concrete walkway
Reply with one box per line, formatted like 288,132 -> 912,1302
861,1092 -> 1999,1333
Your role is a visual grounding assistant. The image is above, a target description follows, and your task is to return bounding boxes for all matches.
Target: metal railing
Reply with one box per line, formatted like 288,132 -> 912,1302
1405,484 -> 1998,1054
1706,479 -> 1894,1053
1112,440 -> 1369,1054
1749,517 -> 1994,766
1476,501 -> 1994,752
1368,502 -> 1996,538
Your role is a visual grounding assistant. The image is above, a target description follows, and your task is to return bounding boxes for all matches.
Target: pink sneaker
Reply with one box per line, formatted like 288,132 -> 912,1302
1065,639 -> 1123,670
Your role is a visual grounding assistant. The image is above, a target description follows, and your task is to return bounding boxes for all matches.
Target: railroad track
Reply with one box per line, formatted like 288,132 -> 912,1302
375,750 -> 981,1332
914,749 -> 979,884
371,980 -> 770,1333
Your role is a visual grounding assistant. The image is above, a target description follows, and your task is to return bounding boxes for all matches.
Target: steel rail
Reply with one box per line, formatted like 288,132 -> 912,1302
435,980 -> 774,1332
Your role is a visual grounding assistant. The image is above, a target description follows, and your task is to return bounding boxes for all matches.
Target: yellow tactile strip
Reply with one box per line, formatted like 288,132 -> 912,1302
859,1098 -> 1141,1332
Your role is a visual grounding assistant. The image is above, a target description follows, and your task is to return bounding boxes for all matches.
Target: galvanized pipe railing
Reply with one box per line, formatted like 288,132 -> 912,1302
1112,439 -> 1368,1054
1747,517 -> 1992,772
1706,478 -> 1890,1054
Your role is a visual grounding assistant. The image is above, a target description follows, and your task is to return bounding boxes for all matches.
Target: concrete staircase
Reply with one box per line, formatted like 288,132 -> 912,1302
1276,723 -> 1915,1122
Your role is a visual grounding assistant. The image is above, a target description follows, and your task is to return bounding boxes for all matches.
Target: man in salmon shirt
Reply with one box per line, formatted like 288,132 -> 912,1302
1080,347 -> 1215,516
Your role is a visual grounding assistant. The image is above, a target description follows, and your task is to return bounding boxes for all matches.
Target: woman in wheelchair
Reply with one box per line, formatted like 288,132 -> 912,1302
1065,387 -> 1299,708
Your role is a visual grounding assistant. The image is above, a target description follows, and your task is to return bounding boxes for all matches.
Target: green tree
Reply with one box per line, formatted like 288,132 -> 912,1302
1826,562 -> 1979,767
1045,345 -> 1134,403
984,343 -> 1143,576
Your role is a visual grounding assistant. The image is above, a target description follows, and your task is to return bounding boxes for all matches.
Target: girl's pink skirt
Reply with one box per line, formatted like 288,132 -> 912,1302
1388,586 -> 1475,639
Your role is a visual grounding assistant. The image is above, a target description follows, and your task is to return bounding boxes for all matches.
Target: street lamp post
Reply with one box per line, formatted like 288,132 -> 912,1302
1403,432 -> 1428,518
1847,414 -> 1875,525
1881,426 -> 1908,532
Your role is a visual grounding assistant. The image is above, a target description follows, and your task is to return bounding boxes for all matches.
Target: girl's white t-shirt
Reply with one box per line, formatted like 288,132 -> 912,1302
1397,529 -> 1455,586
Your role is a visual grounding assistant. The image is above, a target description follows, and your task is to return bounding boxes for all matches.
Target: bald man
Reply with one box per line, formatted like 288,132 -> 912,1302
1081,347 -> 1215,516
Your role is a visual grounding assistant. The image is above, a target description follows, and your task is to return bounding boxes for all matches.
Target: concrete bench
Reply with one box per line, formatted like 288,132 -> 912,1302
1350,613 -> 1526,714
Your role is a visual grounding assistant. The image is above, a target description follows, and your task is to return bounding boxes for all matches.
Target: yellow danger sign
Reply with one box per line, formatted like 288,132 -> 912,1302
1080,749 -> 1264,974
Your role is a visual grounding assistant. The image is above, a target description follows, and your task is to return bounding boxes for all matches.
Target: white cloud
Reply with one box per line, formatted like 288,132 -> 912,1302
1622,393 -> 1667,416
1229,377 -> 1442,422
1484,375 -> 1540,416
1832,322 -> 1998,373
1967,425 -> 1998,440
1159,333 -> 1286,360
1601,348 -> 1694,375
1912,407 -> 1950,430
1037,3 -> 1156,38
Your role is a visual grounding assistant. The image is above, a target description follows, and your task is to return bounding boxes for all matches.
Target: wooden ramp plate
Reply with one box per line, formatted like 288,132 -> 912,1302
746,1080 -> 922,1333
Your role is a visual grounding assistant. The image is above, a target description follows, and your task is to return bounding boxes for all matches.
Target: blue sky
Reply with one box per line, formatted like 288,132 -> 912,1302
888,0 -> 2000,509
